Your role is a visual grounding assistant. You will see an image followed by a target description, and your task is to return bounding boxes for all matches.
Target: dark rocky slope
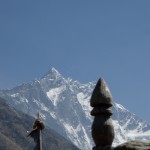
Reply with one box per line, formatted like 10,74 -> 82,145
0,97 -> 79,150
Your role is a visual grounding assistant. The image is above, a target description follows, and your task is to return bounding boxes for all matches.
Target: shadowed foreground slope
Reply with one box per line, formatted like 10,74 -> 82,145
0,97 -> 79,150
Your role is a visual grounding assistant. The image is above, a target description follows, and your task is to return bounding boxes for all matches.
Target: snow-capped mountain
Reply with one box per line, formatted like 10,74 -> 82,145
0,68 -> 150,149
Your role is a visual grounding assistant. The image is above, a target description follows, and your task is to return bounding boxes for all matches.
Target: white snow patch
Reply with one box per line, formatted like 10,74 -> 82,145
77,92 -> 92,119
50,112 -> 56,119
113,119 -> 150,146
20,97 -> 28,103
40,113 -> 46,120
113,120 -> 127,146
33,99 -> 56,119
33,99 -> 49,111
81,126 -> 91,147
62,121 -> 91,149
125,122 -> 150,139
11,93 -> 19,97
46,85 -> 66,106
115,103 -> 128,112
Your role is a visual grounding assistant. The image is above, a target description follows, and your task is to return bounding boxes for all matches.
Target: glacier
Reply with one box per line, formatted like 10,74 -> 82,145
0,67 -> 150,149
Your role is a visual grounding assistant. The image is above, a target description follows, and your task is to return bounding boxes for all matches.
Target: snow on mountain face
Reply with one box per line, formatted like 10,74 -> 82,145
0,68 -> 150,149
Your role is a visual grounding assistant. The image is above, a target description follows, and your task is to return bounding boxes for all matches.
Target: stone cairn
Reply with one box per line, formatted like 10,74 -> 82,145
90,78 -> 114,150
90,78 -> 150,150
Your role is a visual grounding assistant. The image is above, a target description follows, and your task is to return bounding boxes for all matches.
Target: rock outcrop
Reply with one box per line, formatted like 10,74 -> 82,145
114,141 -> 150,150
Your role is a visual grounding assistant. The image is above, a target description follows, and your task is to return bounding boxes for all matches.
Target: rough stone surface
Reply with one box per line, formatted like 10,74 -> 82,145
90,78 -> 150,150
92,116 -> 114,146
90,78 -> 113,107
91,78 -> 114,148
93,145 -> 112,150
114,141 -> 150,150
91,106 -> 112,116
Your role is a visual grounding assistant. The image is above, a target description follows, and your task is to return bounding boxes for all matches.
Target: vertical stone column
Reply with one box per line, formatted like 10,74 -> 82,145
90,78 -> 114,150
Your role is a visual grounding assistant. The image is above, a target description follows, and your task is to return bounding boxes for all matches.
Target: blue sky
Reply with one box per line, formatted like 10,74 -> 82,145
1,1 -> 150,122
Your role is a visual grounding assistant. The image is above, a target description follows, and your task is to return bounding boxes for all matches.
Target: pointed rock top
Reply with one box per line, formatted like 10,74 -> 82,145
49,67 -> 61,76
90,78 -> 113,107
51,67 -> 60,74
41,67 -> 61,79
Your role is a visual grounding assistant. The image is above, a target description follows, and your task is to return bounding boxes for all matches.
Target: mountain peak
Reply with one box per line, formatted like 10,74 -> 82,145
50,67 -> 61,76
41,67 -> 62,80
51,67 -> 60,74
1,68 -> 150,149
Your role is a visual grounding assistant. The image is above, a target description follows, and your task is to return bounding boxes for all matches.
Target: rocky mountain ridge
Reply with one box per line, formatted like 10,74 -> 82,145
0,97 -> 79,150
0,68 -> 150,149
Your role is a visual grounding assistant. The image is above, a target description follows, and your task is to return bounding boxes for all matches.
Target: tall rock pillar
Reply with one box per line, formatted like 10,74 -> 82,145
90,78 -> 114,150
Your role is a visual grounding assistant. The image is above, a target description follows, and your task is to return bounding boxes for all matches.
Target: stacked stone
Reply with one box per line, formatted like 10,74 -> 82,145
114,141 -> 150,150
90,78 -> 150,150
90,78 -> 114,150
